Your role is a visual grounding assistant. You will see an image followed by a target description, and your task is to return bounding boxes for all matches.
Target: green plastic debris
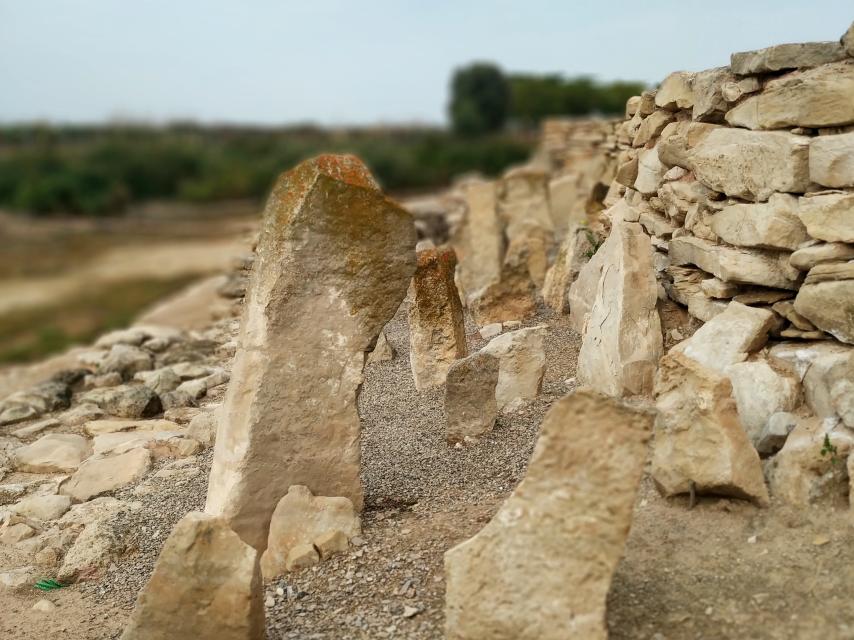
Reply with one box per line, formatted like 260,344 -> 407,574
34,579 -> 64,591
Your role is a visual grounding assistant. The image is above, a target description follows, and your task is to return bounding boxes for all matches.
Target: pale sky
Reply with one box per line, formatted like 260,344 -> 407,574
1,0 -> 851,125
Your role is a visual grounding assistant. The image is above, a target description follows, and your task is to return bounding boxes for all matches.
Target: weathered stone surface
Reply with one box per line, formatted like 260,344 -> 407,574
721,76 -> 761,102
13,434 -> 90,473
692,67 -> 735,122
672,301 -> 775,374
445,351 -> 500,443
120,512 -> 264,640
810,131 -> 854,188
657,121 -> 720,171
576,221 -> 662,397
652,352 -> 769,505
794,277 -> 854,344
205,155 -> 416,550
133,368 -> 181,395
701,277 -> 740,299
481,326 -> 547,412
690,128 -> 810,201
828,353 -> 854,427
633,110 -> 675,147
541,224 -> 594,313
710,194 -> 809,251
655,71 -> 694,111
83,418 -> 178,436
11,494 -> 71,521
773,300 -> 817,331
768,341 -> 853,416
81,384 -> 162,419
366,330 -> 394,364
444,390 -> 652,640
789,242 -> 854,271
467,249 -> 537,326
797,192 -> 854,243
757,411 -> 798,456
260,485 -> 360,580
726,361 -> 800,445
768,418 -> 854,506
670,235 -> 802,290
408,247 -> 467,390
635,146 -> 666,195
727,62 -> 854,130
730,41 -> 847,74
61,448 -> 152,502
98,345 -> 153,381
451,180 -> 503,300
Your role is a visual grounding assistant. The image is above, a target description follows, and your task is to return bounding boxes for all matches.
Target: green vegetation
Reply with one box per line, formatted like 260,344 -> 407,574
449,63 -> 646,133
449,63 -> 511,136
0,125 -> 533,216
0,276 -> 197,364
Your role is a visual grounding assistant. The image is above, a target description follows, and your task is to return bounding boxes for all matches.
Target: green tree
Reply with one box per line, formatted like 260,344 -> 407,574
449,63 -> 510,136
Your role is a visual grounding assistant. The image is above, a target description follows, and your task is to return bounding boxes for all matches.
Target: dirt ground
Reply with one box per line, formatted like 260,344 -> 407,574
2,297 -> 854,639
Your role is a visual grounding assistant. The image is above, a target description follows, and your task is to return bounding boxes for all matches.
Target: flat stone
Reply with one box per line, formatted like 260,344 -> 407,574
671,301 -> 775,374
727,61 -> 854,130
444,390 -> 652,640
13,434 -> 91,473
810,131 -> 854,188
701,277 -> 740,299
60,449 -> 152,502
794,278 -> 854,344
710,194 -> 809,251
83,418 -> 179,437
790,242 -> 854,271
119,512 -> 264,640
652,352 -> 769,505
481,326 -> 547,412
11,418 -> 60,439
690,128 -> 810,202
260,485 -> 360,580
445,352 -> 500,443
205,156 -> 415,550
11,494 -> 72,521
408,247 -> 467,390
730,41 -> 847,74
797,192 -> 854,243
670,235 -> 802,290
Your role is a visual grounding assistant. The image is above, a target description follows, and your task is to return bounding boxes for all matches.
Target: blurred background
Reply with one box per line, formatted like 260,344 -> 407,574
0,0 -> 850,368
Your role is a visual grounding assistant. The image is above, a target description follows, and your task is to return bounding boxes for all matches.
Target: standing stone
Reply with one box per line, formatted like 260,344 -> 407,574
541,224 -> 595,313
726,61 -> 854,130
444,390 -> 652,640
205,155 -> 416,550
445,351 -> 500,443
576,220 -> 663,397
652,352 -> 769,505
467,249 -> 537,326
689,128 -> 810,202
367,330 -> 394,364
452,180 -> 503,300
408,247 -> 467,390
481,326 -> 547,412
260,485 -> 360,580
120,512 -> 264,640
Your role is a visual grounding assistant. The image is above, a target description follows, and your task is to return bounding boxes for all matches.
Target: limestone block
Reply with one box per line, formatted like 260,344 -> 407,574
710,194 -> 809,251
61,449 -> 152,503
730,41 -> 847,74
13,434 -> 91,473
797,192 -> 854,243
725,361 -> 800,445
481,326 -> 547,412
444,390 -> 652,640
445,351 -> 500,443
810,131 -> 854,188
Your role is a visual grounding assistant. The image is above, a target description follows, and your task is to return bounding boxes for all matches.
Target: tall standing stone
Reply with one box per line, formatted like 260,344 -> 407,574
408,247 -> 468,390
120,513 -> 264,640
444,390 -> 653,640
205,155 -> 416,549
451,179 -> 503,300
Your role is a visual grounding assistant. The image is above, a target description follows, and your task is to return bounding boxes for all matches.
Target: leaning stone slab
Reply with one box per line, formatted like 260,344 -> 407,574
690,128 -> 810,202
408,247 -> 467,390
260,485 -> 360,580
445,351 -> 500,443
205,155 -> 416,550
652,352 -> 769,505
810,131 -> 854,188
669,235 -> 802,290
481,326 -> 547,412
671,301 -> 775,374
727,61 -> 854,130
444,390 -> 652,640
577,220 -> 662,397
730,41 -> 847,74
120,512 -> 264,640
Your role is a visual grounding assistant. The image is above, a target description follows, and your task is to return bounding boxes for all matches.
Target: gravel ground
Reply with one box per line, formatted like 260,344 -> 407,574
264,301 -> 582,639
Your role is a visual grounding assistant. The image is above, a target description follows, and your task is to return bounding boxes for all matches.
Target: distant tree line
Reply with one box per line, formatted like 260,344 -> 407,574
0,125 -> 533,216
449,62 -> 647,135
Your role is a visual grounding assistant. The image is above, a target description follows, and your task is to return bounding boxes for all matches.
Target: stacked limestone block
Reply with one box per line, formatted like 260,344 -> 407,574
604,23 -> 854,507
